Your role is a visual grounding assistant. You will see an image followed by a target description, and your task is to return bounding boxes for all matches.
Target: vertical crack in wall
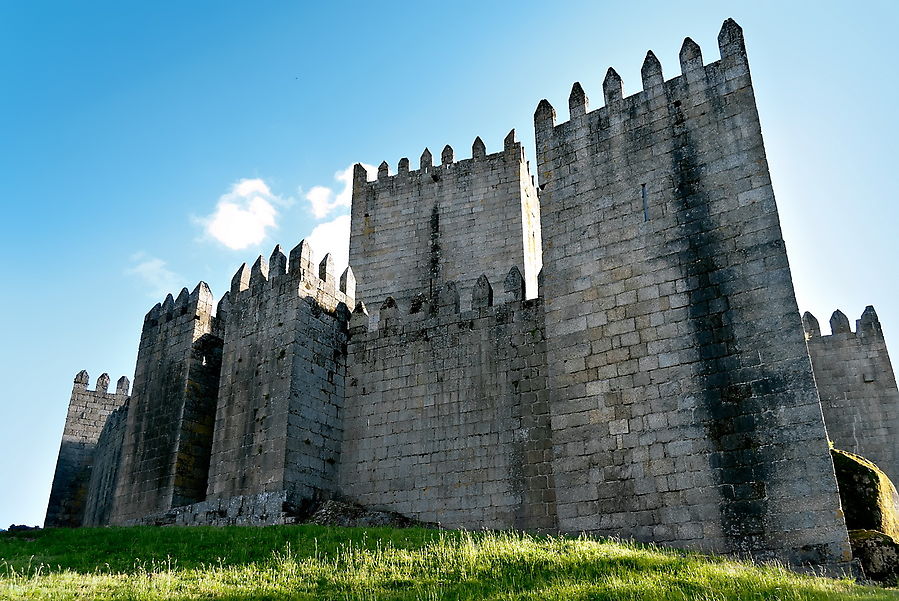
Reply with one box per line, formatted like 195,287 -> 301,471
429,203 -> 441,297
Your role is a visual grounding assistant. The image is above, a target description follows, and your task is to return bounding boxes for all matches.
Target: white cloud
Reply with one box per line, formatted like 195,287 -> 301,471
305,164 -> 376,219
126,253 -> 182,297
305,214 -> 351,272
199,178 -> 290,250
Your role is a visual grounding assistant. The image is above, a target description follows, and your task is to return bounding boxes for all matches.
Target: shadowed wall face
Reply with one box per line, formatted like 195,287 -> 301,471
805,308 -> 899,483
109,284 -> 222,524
534,21 -> 849,565
82,401 -> 129,527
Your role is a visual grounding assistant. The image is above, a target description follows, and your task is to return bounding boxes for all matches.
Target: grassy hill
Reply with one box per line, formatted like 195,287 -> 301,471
1,525 -> 898,600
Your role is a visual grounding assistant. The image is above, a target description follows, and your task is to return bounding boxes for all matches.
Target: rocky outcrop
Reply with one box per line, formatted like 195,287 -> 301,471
832,448 -> 899,540
849,530 -> 899,585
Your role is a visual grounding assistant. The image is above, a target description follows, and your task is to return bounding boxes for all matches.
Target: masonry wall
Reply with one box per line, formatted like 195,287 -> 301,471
534,20 -> 850,566
45,372 -> 130,527
109,283 -> 223,524
82,401 -> 129,526
205,241 -> 353,508
338,272 -> 556,530
804,307 -> 899,483
349,133 -> 542,321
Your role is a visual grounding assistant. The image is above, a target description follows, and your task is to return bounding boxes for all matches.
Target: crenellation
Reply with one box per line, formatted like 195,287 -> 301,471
339,266 -> 356,298
679,37 -> 704,75
641,51 -> 664,90
269,244 -> 288,278
472,136 -> 486,159
44,19 -> 896,575
231,263 -> 250,296
568,82 -> 588,119
830,309 -> 852,335
603,67 -> 624,105
250,255 -> 269,287
95,373 -> 110,393
420,147 -> 432,170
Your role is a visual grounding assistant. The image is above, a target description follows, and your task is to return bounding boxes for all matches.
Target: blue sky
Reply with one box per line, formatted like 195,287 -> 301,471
1,1 -> 897,527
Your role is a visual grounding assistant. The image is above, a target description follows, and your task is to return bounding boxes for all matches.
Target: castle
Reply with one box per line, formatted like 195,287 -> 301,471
46,20 -> 899,571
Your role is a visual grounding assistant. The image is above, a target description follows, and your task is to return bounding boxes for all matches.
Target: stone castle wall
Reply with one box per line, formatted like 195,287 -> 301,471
109,284 -> 223,524
338,270 -> 556,530
804,307 -> 899,483
44,19 -> 899,572
533,21 -> 848,563
45,372 -> 130,527
206,242 -> 354,506
82,401 -> 129,526
349,132 -> 542,320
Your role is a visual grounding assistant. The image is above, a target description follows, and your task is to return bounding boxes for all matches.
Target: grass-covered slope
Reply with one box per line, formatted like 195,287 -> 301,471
1,525 -> 897,600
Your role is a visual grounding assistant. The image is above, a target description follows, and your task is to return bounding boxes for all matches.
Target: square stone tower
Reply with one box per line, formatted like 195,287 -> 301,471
349,132 -> 541,319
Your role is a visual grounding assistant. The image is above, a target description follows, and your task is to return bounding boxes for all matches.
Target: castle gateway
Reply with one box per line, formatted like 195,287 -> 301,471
46,20 -> 899,572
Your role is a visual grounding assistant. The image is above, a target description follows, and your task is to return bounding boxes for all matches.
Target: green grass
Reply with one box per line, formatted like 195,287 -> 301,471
1,525 -> 897,600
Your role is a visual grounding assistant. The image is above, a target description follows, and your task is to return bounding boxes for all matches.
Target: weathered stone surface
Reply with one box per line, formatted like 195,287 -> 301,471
45,371 -> 130,528
339,291 -> 556,531
205,240 -> 353,508
832,449 -> 899,540
849,530 -> 899,585
349,131 -> 542,321
807,308 -> 899,484
533,20 -> 849,566
306,500 -> 434,528
109,283 -> 223,524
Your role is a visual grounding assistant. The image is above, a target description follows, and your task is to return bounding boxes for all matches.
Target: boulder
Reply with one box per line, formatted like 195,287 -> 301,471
850,530 -> 899,585
832,448 -> 899,540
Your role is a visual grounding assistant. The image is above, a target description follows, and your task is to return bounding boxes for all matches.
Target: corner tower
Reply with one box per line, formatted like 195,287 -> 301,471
109,283 -> 223,524
534,20 -> 850,566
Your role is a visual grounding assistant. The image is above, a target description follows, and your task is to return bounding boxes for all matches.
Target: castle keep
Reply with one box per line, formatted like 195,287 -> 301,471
46,20 -> 899,570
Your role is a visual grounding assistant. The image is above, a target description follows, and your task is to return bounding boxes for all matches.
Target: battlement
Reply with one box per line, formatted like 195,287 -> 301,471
348,265 -> 534,337
143,281 -> 215,330
353,130 -> 530,197
350,129 -> 542,314
72,370 -> 131,396
535,19 -> 747,146
218,239 -> 355,321
803,306 -> 884,340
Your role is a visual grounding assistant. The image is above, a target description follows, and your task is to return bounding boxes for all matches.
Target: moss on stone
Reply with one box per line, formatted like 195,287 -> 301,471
849,529 -> 899,585
832,448 -> 899,540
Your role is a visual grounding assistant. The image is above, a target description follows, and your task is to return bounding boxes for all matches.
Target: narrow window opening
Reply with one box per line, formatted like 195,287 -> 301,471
641,183 -> 650,221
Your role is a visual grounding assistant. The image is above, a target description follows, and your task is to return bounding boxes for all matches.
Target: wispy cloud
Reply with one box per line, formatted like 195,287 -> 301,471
305,214 -> 351,272
198,178 -> 292,250
304,164 -> 376,219
126,252 -> 182,297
